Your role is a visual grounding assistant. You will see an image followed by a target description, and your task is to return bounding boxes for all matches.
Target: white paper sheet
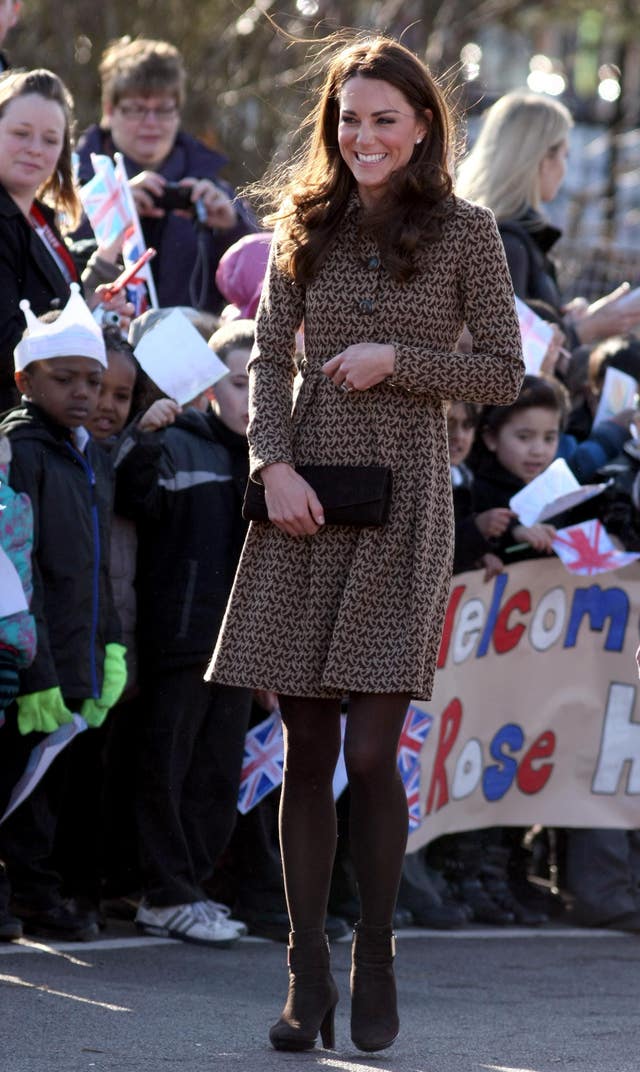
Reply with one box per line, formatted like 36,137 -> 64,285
593,366 -> 638,427
0,715 -> 87,826
515,296 -> 555,375
133,308 -> 229,405
509,457 -> 608,526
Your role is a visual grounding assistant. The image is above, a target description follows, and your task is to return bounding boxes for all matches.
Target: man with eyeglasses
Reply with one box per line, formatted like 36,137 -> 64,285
74,37 -> 256,313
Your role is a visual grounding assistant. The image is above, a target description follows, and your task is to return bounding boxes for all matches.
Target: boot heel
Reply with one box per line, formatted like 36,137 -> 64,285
269,929 -> 339,1051
320,1002 -> 336,1049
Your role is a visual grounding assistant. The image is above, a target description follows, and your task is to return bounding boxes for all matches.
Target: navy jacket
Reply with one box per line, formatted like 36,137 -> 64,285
74,126 -> 256,313
114,407 -> 248,670
451,462 -> 492,574
0,184 -> 73,412
0,402 -> 120,699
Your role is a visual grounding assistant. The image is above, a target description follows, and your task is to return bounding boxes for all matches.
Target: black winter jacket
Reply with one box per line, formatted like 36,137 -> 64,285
114,407 -> 249,670
0,184 -> 73,412
451,462 -> 492,574
498,210 -> 582,352
498,210 -> 564,311
0,402 -> 120,698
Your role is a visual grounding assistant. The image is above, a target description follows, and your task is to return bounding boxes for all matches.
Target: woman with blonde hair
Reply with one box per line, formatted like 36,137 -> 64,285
457,90 -> 640,346
208,34 -> 524,1053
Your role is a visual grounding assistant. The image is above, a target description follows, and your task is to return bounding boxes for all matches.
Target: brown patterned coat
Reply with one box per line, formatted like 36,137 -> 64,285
207,195 -> 525,698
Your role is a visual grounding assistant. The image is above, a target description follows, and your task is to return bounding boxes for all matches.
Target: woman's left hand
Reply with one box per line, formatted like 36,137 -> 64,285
178,178 -> 237,230
321,343 -> 395,392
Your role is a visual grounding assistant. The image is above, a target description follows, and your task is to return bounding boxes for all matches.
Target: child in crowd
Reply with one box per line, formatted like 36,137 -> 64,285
0,285 -> 126,941
0,433 -> 36,941
470,374 -> 564,559
113,319 -> 254,946
53,328 -> 144,914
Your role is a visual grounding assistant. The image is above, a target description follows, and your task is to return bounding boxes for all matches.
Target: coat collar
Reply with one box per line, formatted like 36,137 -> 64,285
0,183 -> 70,300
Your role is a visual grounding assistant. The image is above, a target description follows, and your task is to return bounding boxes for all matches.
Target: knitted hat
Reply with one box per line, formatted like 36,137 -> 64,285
14,283 -> 108,371
215,232 -> 273,321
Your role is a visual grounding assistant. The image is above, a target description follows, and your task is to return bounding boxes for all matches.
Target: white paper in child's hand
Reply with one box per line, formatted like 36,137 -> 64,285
509,458 -> 608,526
515,297 -> 555,375
593,366 -> 638,427
0,545 -> 28,616
133,309 -> 228,405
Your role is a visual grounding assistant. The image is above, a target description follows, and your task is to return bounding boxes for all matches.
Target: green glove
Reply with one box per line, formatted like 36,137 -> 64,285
81,643 -> 127,728
17,687 -> 74,735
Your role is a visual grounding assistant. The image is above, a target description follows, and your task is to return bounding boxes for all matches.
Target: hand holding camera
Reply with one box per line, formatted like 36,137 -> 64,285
129,171 -> 234,229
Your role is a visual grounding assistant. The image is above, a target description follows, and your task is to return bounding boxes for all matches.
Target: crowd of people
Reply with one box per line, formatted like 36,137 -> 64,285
1,14 -> 640,1057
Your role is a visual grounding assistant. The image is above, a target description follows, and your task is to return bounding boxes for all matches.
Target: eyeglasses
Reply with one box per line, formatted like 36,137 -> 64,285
116,102 -> 179,122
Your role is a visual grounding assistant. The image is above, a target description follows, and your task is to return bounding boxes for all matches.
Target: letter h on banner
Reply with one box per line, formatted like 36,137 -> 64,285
592,683 -> 640,794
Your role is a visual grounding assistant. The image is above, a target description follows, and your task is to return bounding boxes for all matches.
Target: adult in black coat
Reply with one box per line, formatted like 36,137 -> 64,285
0,69 -> 126,412
74,37 -> 256,314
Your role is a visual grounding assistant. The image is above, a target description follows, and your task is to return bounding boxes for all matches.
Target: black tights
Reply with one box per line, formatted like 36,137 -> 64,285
278,692 -> 410,931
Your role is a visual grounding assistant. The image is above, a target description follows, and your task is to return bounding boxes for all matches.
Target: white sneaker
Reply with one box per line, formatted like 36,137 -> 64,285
135,900 -> 239,947
200,899 -> 248,937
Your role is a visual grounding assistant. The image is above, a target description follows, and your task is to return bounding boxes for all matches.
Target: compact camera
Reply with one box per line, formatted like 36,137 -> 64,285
153,182 -> 195,212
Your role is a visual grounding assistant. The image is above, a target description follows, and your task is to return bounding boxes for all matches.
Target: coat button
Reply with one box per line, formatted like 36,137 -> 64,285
367,255 -> 380,270
360,298 -> 374,313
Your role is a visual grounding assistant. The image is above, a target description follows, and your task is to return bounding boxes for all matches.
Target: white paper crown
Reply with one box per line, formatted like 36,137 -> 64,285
14,283 -> 108,372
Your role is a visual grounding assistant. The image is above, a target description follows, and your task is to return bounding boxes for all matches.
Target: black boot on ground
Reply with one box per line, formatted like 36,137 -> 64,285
269,929 -> 339,1051
455,877 -> 515,925
13,899 -> 100,941
482,844 -> 548,926
398,852 -> 467,928
350,921 -> 399,1052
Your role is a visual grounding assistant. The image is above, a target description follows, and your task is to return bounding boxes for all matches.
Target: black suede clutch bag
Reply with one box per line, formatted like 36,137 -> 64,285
243,464 -> 393,527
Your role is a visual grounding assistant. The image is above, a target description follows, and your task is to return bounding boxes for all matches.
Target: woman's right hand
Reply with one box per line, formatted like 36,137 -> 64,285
129,171 -> 166,218
261,462 -> 325,537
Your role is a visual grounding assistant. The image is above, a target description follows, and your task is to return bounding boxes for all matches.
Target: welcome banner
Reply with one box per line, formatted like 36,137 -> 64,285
407,558 -> 640,851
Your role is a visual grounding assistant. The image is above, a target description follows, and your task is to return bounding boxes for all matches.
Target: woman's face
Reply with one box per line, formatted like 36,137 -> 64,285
538,138 -> 569,203
0,92 -> 65,204
106,93 -> 180,169
337,76 -> 428,208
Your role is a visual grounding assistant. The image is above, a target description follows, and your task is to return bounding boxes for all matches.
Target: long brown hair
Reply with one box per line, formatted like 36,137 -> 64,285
0,68 -> 81,228
257,34 -> 457,285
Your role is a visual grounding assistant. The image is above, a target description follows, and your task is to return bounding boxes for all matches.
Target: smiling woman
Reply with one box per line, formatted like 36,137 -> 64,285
0,68 -> 129,412
206,32 -> 525,1057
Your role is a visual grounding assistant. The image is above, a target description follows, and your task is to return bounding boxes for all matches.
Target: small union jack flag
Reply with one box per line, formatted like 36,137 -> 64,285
397,704 -> 433,779
114,153 -> 158,312
79,155 -> 131,248
404,760 -> 423,833
552,519 -> 640,576
237,711 -> 284,815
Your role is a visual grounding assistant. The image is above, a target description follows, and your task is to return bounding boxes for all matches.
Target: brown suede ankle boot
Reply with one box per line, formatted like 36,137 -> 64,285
350,921 -> 399,1052
269,929 -> 339,1051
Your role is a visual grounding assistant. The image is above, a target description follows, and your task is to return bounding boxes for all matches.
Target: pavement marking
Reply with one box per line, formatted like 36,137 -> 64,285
0,972 -> 131,1011
481,1066 -> 544,1072
0,925 -> 631,957
317,1060 -> 397,1072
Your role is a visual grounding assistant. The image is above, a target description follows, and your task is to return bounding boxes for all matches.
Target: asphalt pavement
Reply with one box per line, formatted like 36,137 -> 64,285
1,924 -> 639,1072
